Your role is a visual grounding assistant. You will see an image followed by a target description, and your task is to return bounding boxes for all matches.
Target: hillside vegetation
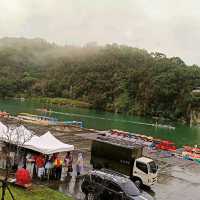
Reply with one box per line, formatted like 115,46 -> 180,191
0,37 -> 200,121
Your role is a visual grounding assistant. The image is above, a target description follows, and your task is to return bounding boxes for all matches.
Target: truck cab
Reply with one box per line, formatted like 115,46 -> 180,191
133,157 -> 158,187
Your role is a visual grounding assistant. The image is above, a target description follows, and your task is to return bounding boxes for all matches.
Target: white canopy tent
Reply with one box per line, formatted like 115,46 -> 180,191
0,122 -> 74,155
24,131 -> 74,154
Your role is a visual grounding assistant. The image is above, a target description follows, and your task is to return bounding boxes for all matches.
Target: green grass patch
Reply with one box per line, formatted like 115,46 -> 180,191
0,184 -> 74,200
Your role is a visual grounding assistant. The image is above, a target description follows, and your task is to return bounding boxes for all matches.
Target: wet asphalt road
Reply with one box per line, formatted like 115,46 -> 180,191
152,165 -> 200,200
50,162 -> 200,200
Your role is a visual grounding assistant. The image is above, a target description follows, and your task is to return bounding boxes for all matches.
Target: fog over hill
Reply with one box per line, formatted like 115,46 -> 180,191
1,0 -> 200,65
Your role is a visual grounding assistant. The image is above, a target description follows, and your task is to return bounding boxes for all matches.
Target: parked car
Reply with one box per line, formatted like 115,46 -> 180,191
81,169 -> 154,200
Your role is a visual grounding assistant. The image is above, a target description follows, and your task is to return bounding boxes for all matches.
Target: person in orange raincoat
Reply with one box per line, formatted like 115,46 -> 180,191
54,155 -> 63,180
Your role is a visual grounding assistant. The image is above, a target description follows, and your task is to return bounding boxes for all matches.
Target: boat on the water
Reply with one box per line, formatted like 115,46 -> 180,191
155,122 -> 175,130
15,113 -> 83,127
17,113 -> 58,126
36,108 -> 50,113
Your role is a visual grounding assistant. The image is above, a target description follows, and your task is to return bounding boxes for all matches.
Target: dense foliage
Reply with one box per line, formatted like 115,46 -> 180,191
0,37 -> 200,121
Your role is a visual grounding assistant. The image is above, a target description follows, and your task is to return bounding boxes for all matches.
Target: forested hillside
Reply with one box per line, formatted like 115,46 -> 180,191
0,37 -> 200,121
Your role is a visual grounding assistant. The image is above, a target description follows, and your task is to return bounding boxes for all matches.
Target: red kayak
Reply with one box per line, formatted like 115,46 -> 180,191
156,140 -> 176,151
184,145 -> 200,154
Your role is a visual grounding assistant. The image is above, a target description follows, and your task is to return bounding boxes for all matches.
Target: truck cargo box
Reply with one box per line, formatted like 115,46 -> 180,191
91,139 -> 143,176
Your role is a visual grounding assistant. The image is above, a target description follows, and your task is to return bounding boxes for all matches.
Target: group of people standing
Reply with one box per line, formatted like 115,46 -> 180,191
25,151 -> 84,180
0,149 -> 84,181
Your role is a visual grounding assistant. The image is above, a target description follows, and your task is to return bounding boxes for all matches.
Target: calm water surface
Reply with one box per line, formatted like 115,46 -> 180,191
0,99 -> 200,147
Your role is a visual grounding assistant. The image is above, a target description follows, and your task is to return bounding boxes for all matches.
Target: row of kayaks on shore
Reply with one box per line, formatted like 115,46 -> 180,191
107,129 -> 200,162
110,129 -> 177,151
182,145 -> 200,162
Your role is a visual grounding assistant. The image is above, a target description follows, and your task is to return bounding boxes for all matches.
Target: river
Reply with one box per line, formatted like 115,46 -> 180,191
0,99 -> 200,147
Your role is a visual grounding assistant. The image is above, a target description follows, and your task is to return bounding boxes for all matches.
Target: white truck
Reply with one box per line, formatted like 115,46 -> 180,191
90,138 -> 158,188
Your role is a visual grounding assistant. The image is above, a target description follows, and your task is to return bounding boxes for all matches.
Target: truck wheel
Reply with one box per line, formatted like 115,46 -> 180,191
134,179 -> 142,188
86,192 -> 96,200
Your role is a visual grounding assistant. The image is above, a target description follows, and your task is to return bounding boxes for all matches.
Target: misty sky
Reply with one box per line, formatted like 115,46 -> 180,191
0,0 -> 200,65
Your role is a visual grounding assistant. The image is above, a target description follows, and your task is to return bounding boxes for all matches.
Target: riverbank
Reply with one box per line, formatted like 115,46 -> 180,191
0,184 -> 73,200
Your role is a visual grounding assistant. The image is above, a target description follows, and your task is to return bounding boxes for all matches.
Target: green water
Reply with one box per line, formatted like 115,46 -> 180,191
0,99 -> 200,147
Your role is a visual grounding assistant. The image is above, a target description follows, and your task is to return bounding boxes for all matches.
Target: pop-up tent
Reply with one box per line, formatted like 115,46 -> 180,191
0,121 -> 74,154
24,131 -> 74,154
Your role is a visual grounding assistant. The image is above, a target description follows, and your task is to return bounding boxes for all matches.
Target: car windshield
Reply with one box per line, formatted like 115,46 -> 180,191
149,161 -> 157,173
121,180 -> 141,196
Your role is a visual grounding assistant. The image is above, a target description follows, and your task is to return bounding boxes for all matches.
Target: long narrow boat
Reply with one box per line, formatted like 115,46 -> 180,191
17,113 -> 57,126
15,113 -> 83,127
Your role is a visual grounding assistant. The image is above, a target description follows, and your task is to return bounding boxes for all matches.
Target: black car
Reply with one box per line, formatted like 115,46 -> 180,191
81,169 -> 154,200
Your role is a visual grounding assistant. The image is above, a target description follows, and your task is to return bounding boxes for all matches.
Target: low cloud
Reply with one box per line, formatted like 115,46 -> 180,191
0,0 -> 200,65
